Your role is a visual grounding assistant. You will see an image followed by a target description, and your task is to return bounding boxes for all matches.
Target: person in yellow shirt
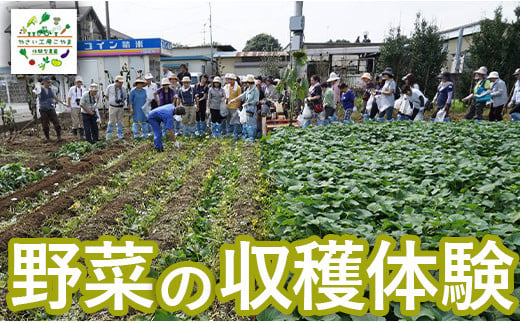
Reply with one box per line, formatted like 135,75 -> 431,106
224,73 -> 242,139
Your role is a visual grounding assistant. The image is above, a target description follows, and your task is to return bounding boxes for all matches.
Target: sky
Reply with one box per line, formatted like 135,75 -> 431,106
1,0 -> 520,65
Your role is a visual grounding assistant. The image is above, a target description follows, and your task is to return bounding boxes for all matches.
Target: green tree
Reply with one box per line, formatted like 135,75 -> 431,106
243,33 -> 282,51
409,14 -> 447,97
377,27 -> 411,82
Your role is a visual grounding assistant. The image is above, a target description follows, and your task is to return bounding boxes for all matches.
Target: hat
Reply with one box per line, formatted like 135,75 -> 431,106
42,76 -> 51,83
89,83 -> 98,91
381,67 -> 394,77
144,73 -> 154,80
213,76 -> 222,84
401,73 -> 413,81
181,76 -> 191,83
169,74 -> 179,80
513,68 -> 520,76
160,78 -> 171,86
245,74 -> 255,83
360,73 -> 372,81
115,75 -> 124,82
225,73 -> 236,80
75,76 -> 83,83
274,78 -> 280,84
133,78 -> 145,86
473,66 -> 488,76
488,71 -> 500,79
437,71 -> 451,80
327,72 -> 340,82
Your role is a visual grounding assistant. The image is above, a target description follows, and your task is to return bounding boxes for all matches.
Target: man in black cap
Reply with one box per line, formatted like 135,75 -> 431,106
38,76 -> 65,142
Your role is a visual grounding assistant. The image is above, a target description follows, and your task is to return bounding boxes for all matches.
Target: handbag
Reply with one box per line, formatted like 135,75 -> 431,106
220,99 -> 228,117
239,107 -> 247,124
312,102 -> 324,113
302,103 -> 313,119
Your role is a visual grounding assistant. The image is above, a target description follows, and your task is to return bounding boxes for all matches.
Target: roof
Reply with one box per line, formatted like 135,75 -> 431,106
161,55 -> 211,61
215,51 -> 289,58
305,45 -> 382,56
440,21 -> 480,40
172,45 -> 236,52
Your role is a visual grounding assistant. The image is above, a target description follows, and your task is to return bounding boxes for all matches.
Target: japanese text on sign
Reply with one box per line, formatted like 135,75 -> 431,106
7,235 -> 519,317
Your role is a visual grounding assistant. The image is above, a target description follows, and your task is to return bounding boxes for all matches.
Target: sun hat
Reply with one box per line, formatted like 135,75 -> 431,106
245,74 -> 255,83
181,76 -> 191,83
513,68 -> 520,76
75,76 -> 83,83
115,75 -> 124,82
327,72 -> 340,82
488,71 -> 500,79
144,73 -> 154,80
360,73 -> 372,81
89,83 -> 98,91
273,78 -> 280,84
225,73 -> 236,80
42,76 -> 51,83
213,76 -> 222,84
160,78 -> 171,86
381,67 -> 394,78
169,74 -> 179,80
473,66 -> 488,76
401,73 -> 414,81
133,78 -> 145,86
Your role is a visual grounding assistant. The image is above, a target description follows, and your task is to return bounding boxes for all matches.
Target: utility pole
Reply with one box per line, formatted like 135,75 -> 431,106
105,1 -> 111,39
49,1 -> 56,9
289,1 -> 304,67
209,2 -> 214,75
75,1 -> 80,40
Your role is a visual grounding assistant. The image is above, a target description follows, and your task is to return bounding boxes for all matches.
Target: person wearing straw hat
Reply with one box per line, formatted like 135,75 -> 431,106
67,76 -> 86,139
128,78 -> 151,138
79,83 -> 101,143
327,72 -> 341,122
105,75 -> 127,140
147,104 -> 185,152
177,76 -> 197,137
462,66 -> 491,121
360,73 -> 375,121
207,76 -> 226,138
169,74 -> 181,93
375,67 -> 396,122
230,74 -> 259,142
430,71 -> 454,122
509,68 -> 520,122
38,76 -> 65,142
487,71 -> 508,122
224,73 -> 243,139
144,73 -> 158,112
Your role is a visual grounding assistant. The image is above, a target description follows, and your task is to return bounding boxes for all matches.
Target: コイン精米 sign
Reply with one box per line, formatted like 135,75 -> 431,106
11,9 -> 77,74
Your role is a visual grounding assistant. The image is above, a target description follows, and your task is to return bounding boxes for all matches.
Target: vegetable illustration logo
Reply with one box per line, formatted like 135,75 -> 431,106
11,9 -> 77,74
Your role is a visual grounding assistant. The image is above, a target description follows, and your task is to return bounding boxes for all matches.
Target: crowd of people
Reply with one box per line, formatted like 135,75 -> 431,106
36,63 -> 520,151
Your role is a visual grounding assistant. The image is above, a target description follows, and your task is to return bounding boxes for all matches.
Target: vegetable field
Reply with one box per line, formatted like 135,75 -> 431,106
1,121 -> 520,320
261,121 -> 520,321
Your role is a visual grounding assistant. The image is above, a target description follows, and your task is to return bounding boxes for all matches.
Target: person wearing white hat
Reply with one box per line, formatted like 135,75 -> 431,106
104,75 -> 127,140
224,73 -> 242,139
360,73 -> 375,121
462,66 -> 491,121
177,76 -> 197,137
229,74 -> 259,142
79,83 -> 101,143
509,68 -> 520,122
327,72 -> 341,113
67,76 -> 86,139
129,78 -> 151,139
144,73 -> 158,112
207,76 -> 226,137
487,71 -> 508,121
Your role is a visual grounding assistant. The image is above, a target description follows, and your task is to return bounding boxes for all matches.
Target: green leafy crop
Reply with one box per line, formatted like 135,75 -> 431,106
0,163 -> 50,196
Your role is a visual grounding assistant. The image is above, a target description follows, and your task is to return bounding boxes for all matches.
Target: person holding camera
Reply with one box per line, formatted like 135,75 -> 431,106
104,75 -> 127,140
67,76 -> 85,139
80,84 -> 101,144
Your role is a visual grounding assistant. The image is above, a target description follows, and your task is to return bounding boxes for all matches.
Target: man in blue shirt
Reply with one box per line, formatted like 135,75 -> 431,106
147,104 -> 185,152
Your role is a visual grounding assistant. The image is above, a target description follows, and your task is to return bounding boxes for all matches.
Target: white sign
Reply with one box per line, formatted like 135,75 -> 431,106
11,9 -> 77,74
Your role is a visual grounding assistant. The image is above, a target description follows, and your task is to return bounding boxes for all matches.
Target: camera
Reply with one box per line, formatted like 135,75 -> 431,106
75,98 -> 81,105
115,98 -> 123,105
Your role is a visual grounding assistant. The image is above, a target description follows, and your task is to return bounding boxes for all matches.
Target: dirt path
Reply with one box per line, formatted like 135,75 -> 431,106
72,142 -> 208,241
0,142 -> 151,251
147,141 -> 223,250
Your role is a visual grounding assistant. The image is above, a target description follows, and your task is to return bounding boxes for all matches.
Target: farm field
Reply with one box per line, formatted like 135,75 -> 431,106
1,121 -> 520,320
